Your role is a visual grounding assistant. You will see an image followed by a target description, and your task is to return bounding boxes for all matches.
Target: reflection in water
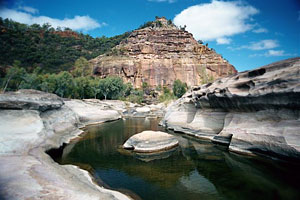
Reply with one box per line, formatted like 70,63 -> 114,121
180,170 -> 218,195
132,147 -> 180,162
54,118 -> 300,200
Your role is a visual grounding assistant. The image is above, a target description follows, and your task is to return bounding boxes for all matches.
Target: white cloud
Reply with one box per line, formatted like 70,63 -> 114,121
249,50 -> 293,57
173,0 -> 259,42
216,37 -> 231,44
18,6 -> 38,14
266,50 -> 284,56
0,8 -> 104,31
246,40 -> 279,50
228,39 -> 279,51
252,28 -> 268,33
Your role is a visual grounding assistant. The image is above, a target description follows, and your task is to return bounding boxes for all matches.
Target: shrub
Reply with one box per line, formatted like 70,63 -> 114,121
173,79 -> 187,98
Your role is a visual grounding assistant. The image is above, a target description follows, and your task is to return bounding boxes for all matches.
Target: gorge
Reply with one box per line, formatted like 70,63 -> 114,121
0,57 -> 299,200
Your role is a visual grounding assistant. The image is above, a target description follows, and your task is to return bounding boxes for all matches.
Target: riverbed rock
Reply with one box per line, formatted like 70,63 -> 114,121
123,131 -> 179,153
64,99 -> 121,124
0,109 -> 45,155
162,57 -> 300,160
0,89 -> 64,111
0,90 -> 131,200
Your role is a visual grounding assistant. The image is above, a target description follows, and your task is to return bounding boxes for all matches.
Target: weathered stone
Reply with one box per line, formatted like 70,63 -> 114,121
64,99 -> 121,124
123,131 -> 179,153
0,110 -> 45,155
0,90 -> 131,200
0,89 -> 64,111
162,58 -> 300,160
91,17 -> 237,88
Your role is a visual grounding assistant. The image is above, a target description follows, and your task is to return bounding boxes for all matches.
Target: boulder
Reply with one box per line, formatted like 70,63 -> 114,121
123,131 -> 179,153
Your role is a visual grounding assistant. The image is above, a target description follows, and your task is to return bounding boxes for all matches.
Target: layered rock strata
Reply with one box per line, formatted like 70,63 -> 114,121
161,57 -> 300,160
0,90 -> 130,200
91,17 -> 237,88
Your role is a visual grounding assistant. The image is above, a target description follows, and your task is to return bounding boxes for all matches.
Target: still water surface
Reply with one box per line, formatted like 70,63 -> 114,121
53,118 -> 300,200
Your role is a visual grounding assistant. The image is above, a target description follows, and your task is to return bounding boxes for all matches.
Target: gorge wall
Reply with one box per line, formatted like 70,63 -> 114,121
161,57 -> 300,160
91,17 -> 237,88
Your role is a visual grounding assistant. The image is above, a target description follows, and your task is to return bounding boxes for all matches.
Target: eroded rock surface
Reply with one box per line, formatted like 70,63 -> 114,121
64,99 -> 121,124
91,17 -> 237,88
123,131 -> 179,153
0,90 -> 131,200
161,57 -> 300,160
0,89 -> 63,111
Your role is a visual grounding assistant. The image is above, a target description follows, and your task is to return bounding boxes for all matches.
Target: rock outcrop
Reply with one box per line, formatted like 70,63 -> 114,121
0,90 -> 130,200
64,99 -> 121,124
0,89 -> 63,111
123,131 -> 179,153
161,57 -> 300,160
91,17 -> 237,88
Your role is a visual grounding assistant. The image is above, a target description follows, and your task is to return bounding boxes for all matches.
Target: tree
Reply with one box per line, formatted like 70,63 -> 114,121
55,71 -> 74,98
73,76 -> 92,99
197,40 -> 203,44
71,57 -> 91,77
89,78 -> 101,99
124,82 -> 133,96
41,74 -> 58,93
173,79 -> 187,98
99,76 -> 125,100
19,73 -> 40,90
2,60 -> 27,92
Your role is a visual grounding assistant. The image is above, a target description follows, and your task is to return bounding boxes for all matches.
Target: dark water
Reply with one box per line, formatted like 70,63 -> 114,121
52,118 -> 300,200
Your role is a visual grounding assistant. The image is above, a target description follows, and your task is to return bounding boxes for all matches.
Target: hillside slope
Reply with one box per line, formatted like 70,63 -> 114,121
0,18 -> 130,74
91,17 -> 237,88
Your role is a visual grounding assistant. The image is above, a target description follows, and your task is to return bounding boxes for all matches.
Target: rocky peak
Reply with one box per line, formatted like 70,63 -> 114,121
91,17 -> 237,88
155,16 -> 169,26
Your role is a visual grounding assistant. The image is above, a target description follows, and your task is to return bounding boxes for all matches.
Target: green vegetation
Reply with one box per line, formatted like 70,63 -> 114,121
71,57 -> 91,77
173,79 -> 187,98
0,17 -> 130,74
0,59 -> 128,99
155,21 -> 163,27
199,66 -> 215,84
159,86 -> 176,103
0,18 -> 190,103
138,21 -> 154,29
0,59 -> 189,102
126,89 -> 144,104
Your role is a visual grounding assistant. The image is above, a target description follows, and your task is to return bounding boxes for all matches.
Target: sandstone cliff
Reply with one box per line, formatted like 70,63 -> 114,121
161,57 -> 300,160
91,17 -> 237,88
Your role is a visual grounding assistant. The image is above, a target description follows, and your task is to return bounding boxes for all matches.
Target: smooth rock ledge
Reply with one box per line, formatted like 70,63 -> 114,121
123,131 -> 179,153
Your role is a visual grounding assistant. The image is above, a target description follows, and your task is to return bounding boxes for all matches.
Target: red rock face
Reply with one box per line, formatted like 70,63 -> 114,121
91,18 -> 237,88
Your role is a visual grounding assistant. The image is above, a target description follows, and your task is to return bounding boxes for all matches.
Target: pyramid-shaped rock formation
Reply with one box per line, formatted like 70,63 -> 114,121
91,17 -> 237,88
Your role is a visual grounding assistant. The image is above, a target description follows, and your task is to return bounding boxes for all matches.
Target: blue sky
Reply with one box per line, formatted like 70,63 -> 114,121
0,0 -> 299,71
